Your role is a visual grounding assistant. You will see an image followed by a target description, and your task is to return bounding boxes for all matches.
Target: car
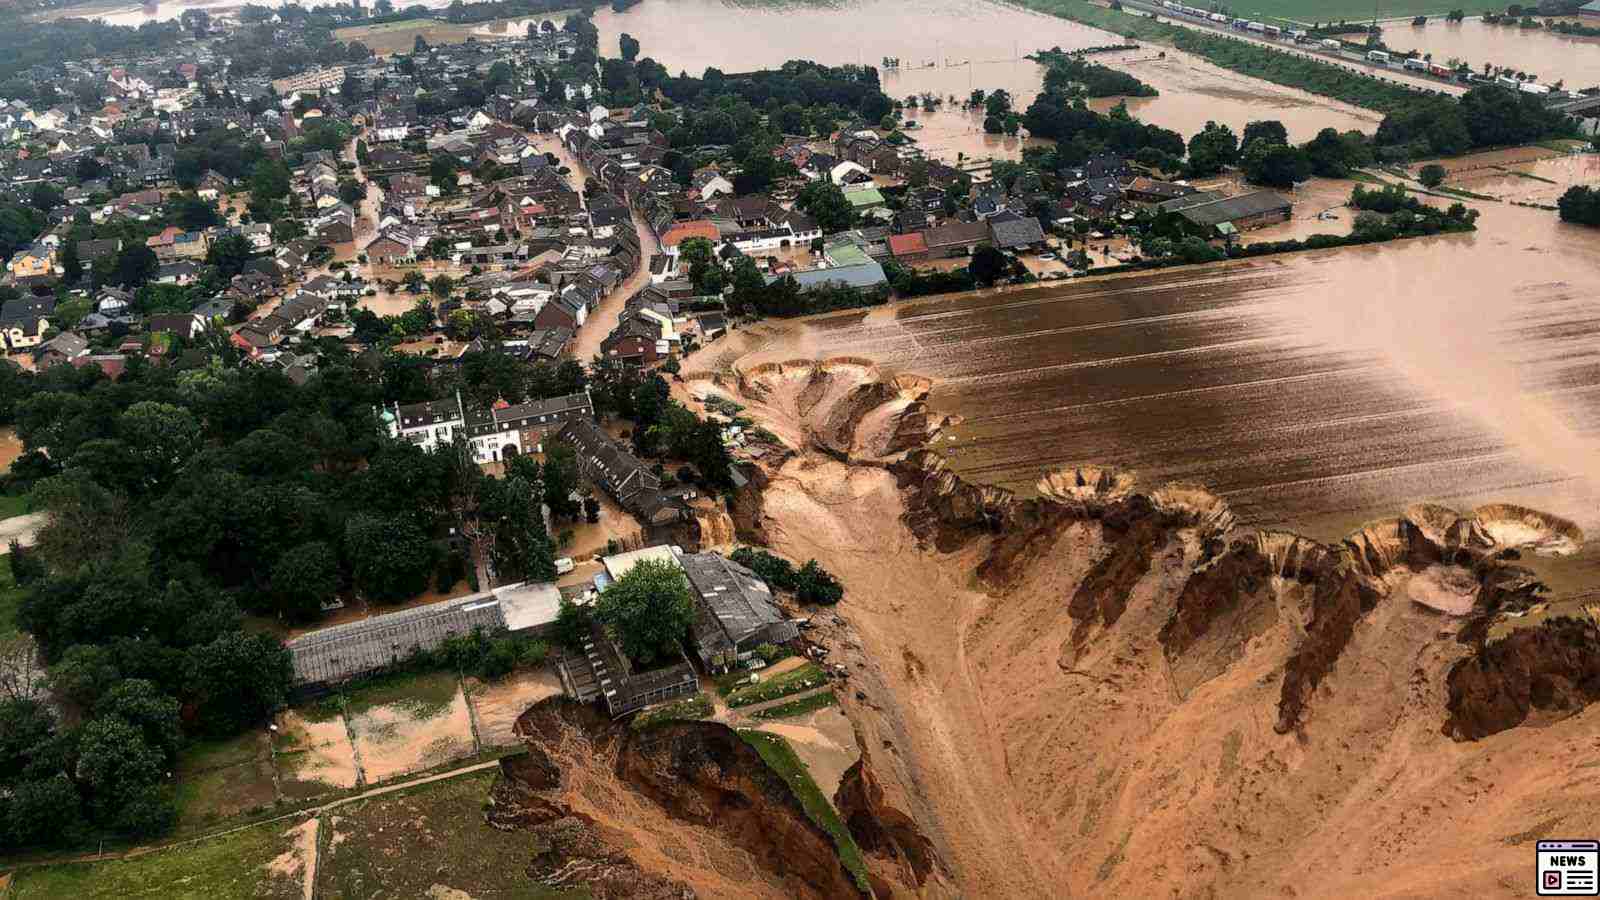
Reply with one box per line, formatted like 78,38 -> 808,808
1038,252 -> 1057,261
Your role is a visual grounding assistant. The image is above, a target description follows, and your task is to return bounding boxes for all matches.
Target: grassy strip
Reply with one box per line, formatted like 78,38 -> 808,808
630,694 -> 713,731
1012,0 -> 1432,113
8,817 -> 308,900
726,662 -> 829,708
0,493 -> 28,520
738,730 -> 871,894
1168,29 -> 1430,113
750,689 -> 839,720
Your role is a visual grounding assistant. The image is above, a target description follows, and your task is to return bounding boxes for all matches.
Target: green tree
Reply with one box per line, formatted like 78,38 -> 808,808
205,233 -> 253,279
1418,164 -> 1448,188
793,559 -> 844,604
1558,185 -> 1600,226
476,473 -> 556,583
74,716 -> 166,828
59,239 -> 81,284
1241,119 -> 1289,149
1186,121 -> 1240,177
429,273 -> 455,297
111,244 -> 158,289
1240,140 -> 1312,188
593,558 -> 694,667
95,678 -> 181,763
270,541 -> 340,622
542,443 -> 581,521
795,180 -> 855,234
120,402 -> 202,492
5,775 -> 85,848
619,32 -> 640,61
344,512 -> 435,602
185,631 -> 291,736
249,158 -> 291,203
968,245 -> 1008,286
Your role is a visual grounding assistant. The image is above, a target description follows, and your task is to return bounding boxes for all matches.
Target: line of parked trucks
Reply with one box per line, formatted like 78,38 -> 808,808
1157,2 -> 1552,93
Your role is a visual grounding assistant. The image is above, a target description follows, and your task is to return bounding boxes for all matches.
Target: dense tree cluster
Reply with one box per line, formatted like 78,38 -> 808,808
1022,96 -> 1185,164
728,547 -> 845,605
0,343 -> 584,849
1375,86 -> 1572,157
1557,186 -> 1600,226
1034,48 -> 1158,99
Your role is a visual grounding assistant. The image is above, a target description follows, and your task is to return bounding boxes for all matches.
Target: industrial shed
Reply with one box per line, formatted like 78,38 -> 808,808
286,582 -> 563,688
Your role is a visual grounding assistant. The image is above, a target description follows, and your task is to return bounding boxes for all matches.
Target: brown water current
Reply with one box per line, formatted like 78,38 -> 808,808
709,197 -> 1600,597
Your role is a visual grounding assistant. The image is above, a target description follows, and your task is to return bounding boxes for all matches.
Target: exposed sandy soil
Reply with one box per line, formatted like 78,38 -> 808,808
274,709 -> 360,799
264,819 -> 319,900
694,353 -> 1600,899
0,427 -> 23,472
347,687 -> 478,784
751,704 -> 860,801
465,668 -> 564,747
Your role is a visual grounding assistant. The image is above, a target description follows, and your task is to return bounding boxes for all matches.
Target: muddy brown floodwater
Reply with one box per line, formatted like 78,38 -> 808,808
594,0 -> 1381,159
1380,17 -> 1600,90
702,194 -> 1600,596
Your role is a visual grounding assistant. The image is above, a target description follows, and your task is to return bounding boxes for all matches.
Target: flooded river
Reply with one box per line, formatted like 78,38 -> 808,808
593,0 -> 1381,159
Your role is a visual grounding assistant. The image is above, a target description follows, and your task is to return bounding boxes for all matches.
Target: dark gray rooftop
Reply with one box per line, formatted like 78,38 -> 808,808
286,593 -> 506,685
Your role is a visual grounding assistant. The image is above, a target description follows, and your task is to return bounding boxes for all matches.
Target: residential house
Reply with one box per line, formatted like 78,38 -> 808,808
558,417 -> 695,529
0,295 -> 55,350
987,211 -> 1047,252
7,244 -> 56,278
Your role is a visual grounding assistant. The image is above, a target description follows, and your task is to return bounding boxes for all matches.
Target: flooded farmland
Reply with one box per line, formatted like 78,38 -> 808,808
696,196 -> 1600,592
593,0 -> 1382,157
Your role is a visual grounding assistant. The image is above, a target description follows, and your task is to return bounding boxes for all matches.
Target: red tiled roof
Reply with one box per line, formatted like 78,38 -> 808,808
888,232 -> 928,257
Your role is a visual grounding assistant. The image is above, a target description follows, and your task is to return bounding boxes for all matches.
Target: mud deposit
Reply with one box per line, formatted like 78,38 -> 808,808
688,356 -> 1600,898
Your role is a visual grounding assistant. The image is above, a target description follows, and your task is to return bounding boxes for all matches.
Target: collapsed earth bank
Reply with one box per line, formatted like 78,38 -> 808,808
697,357 -> 1600,897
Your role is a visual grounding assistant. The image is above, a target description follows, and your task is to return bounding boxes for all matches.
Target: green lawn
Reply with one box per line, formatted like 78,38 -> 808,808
750,689 -> 839,720
0,493 -> 28,520
630,693 -> 714,731
325,668 -> 462,719
725,662 -> 830,708
738,730 -> 871,894
9,818 -> 308,900
314,771 -> 584,899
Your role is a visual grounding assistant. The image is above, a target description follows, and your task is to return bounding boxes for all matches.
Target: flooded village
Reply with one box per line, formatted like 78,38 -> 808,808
1,0 -> 1600,897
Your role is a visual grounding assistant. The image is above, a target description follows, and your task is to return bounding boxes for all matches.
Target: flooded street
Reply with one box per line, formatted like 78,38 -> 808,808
594,0 -> 1381,160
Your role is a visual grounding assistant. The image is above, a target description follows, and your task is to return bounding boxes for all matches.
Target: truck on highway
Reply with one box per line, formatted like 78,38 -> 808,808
1403,57 -> 1429,72
1367,50 -> 1391,64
